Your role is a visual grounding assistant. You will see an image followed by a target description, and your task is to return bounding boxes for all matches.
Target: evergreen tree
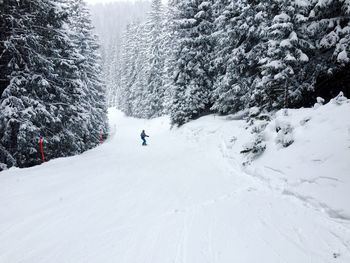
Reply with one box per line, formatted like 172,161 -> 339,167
258,0 -> 310,109
118,1 -> 167,119
211,0 -> 252,114
306,0 -> 350,100
69,0 -> 108,150
130,22 -> 151,119
0,0 -> 67,169
211,0 -> 285,114
162,0 -> 181,115
106,41 -> 122,107
0,0 -> 13,98
89,1 -> 151,107
170,0 -> 215,125
142,0 -> 166,118
0,0 -> 108,170
119,22 -> 146,116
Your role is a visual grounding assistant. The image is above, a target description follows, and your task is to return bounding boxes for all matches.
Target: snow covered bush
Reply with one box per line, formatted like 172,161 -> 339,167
275,120 -> 294,148
240,110 -> 272,163
314,97 -> 325,108
251,120 -> 269,134
246,109 -> 271,132
331,92 -> 348,105
241,134 -> 267,164
248,107 -> 261,119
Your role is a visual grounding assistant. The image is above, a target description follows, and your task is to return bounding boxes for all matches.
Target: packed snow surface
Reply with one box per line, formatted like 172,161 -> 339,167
1,102 -> 350,263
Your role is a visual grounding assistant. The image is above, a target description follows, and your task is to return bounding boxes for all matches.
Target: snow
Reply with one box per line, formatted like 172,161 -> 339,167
246,101 -> 350,220
280,39 -> 292,48
295,0 -> 310,7
0,104 -> 350,263
273,13 -> 290,23
316,0 -> 334,8
254,11 -> 264,21
266,60 -> 283,69
320,31 -> 339,48
337,50 -> 349,63
194,10 -> 206,19
198,1 -> 211,10
299,50 -> 309,62
285,53 -> 296,61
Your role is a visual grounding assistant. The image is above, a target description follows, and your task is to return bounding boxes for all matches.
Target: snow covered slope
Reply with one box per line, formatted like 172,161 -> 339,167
0,102 -> 349,263
179,96 -> 350,220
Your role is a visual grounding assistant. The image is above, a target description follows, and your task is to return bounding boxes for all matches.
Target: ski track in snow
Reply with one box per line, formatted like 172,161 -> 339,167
0,109 -> 349,263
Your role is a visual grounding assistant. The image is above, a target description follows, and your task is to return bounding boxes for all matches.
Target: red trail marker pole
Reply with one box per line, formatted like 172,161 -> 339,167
100,129 -> 103,144
39,135 -> 45,162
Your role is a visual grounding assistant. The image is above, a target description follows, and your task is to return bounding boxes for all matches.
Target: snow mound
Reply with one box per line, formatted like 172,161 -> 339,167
177,98 -> 350,220
251,98 -> 350,219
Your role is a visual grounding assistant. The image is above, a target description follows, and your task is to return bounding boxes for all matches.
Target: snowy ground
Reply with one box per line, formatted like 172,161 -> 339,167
1,101 -> 350,263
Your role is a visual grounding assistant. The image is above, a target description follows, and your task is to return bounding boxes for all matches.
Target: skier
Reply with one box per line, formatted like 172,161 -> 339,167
140,130 -> 149,146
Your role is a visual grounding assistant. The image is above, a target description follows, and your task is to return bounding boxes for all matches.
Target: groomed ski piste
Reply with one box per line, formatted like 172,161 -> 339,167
1,99 -> 350,263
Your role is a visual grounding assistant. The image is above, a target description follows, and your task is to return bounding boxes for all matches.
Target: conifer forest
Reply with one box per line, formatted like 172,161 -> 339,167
1,0 -> 350,169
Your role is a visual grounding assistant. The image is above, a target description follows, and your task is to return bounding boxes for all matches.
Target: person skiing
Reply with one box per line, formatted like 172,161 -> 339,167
140,130 -> 149,146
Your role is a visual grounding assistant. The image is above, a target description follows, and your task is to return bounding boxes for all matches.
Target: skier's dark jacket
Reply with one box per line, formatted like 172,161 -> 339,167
141,131 -> 148,139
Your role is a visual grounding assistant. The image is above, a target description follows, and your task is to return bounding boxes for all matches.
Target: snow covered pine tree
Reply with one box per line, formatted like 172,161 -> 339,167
0,0 -> 108,171
170,0 -> 215,125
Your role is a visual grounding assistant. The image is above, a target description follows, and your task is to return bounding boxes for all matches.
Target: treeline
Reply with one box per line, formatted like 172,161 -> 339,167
0,0 -> 108,170
89,0 -> 151,106
116,0 -> 350,125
